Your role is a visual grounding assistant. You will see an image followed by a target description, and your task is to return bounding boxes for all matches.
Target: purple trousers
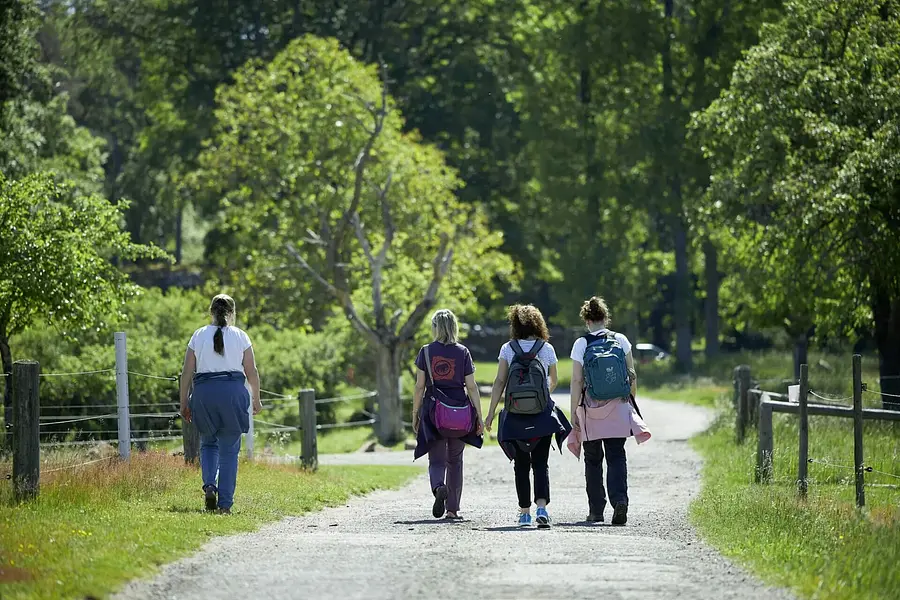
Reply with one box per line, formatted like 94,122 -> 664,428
428,438 -> 465,512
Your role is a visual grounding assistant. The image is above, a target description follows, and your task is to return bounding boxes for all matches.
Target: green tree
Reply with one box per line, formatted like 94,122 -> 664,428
0,0 -> 106,191
694,0 -> 900,405
0,173 -> 166,441
193,36 -> 513,444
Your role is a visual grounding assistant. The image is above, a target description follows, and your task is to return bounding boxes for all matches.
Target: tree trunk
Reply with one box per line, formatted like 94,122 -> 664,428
1,334 -> 12,450
662,0 -> 692,373
374,343 -> 405,445
873,287 -> 900,410
174,199 -> 184,264
704,240 -> 720,358
673,219 -> 693,372
793,333 -> 809,383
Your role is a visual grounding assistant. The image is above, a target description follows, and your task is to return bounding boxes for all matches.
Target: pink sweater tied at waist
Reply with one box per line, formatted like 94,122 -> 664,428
566,397 -> 651,459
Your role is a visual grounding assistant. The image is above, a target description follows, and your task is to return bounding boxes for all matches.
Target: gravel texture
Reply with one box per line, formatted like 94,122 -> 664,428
114,397 -> 793,600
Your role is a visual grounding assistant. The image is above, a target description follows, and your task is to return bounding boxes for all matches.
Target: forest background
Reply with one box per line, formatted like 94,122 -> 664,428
2,0 -> 899,446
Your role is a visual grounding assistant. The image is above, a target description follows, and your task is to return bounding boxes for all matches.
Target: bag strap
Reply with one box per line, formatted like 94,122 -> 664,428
510,339 -> 544,361
423,345 -> 434,387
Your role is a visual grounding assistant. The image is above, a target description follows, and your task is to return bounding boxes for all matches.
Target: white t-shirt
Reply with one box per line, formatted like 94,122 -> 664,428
569,330 -> 632,365
188,325 -> 252,374
498,339 -> 558,382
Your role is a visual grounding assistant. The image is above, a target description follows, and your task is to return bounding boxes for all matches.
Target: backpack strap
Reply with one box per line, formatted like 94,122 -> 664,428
423,345 -> 434,387
510,339 -> 544,363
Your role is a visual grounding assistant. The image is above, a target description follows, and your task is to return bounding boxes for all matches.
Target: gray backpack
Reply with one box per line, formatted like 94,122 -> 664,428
504,340 -> 550,415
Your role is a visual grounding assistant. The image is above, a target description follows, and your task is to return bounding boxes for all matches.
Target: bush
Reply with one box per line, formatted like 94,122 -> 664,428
11,287 -> 349,440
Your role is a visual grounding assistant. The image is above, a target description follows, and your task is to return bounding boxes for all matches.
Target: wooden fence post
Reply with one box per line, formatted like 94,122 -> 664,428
756,401 -> 774,483
798,363 -> 809,499
299,389 -> 317,471
852,354 -> 865,508
12,360 -> 40,502
736,365 -> 751,443
732,366 -> 741,410
114,332 -> 131,460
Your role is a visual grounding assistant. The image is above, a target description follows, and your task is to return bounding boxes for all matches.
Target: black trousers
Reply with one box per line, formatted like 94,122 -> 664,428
513,435 -> 552,508
583,438 -> 628,514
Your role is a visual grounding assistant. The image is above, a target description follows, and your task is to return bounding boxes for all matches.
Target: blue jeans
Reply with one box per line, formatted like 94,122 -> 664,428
583,438 -> 628,515
190,372 -> 250,509
200,432 -> 242,509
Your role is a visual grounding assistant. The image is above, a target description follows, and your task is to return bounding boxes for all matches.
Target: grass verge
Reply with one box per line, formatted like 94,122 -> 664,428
691,413 -> 900,599
0,453 -> 419,599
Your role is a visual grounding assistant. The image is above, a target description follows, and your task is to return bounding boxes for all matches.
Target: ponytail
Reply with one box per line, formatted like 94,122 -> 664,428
209,294 -> 236,356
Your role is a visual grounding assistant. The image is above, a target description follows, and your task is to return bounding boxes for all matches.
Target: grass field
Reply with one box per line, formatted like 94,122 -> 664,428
691,413 -> 900,599
0,452 -> 419,599
677,350 -> 900,599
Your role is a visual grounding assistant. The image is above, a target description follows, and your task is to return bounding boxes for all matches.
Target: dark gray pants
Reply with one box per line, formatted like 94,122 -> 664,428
584,438 -> 628,515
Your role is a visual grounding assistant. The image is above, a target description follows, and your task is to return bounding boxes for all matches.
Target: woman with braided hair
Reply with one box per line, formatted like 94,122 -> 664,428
179,294 -> 262,514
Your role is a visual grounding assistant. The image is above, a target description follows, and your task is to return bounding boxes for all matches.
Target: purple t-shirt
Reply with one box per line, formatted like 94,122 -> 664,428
415,342 -> 475,404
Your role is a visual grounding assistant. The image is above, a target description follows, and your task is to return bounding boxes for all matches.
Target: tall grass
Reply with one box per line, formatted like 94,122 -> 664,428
0,451 -> 418,599
691,390 -> 900,598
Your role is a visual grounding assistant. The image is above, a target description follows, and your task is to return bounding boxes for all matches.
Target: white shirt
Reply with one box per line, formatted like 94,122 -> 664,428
569,330 -> 632,365
188,325 -> 252,373
498,339 -> 558,382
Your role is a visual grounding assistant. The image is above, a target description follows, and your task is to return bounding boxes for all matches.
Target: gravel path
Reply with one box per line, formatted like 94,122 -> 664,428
115,397 -> 792,600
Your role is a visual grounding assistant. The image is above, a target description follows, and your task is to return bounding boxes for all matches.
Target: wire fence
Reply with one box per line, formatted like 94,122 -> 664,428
807,390 -> 853,406
16,363 -> 384,449
808,458 -> 900,482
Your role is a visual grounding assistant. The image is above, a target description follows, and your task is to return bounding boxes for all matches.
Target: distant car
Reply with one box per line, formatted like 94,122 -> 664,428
634,343 -> 670,363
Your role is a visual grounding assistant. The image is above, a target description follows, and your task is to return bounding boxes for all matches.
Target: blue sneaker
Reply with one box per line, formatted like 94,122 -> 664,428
535,507 -> 551,529
517,512 -> 532,526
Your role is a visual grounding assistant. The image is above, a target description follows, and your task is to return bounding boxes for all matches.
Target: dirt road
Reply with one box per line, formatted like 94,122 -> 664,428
115,397 -> 791,600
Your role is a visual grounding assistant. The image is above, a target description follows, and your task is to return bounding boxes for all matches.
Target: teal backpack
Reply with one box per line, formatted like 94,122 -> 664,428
582,332 -> 631,401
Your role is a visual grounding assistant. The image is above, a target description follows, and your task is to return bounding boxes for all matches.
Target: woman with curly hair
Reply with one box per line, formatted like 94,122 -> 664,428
485,304 -> 571,528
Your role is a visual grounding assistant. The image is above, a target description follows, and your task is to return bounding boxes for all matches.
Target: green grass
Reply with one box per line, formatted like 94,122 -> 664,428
254,428 -> 407,456
0,452 -> 419,599
691,409 -> 900,599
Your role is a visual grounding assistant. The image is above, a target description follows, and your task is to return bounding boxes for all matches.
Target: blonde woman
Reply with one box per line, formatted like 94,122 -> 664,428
412,309 -> 484,520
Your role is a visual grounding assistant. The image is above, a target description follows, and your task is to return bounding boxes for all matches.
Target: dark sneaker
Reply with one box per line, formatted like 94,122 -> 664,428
444,512 -> 463,521
203,485 -> 217,512
216,507 -> 232,515
432,485 -> 449,518
586,513 -> 604,523
611,502 -> 628,525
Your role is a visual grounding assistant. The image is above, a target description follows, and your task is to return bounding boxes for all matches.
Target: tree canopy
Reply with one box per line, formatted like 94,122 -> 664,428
694,0 -> 900,400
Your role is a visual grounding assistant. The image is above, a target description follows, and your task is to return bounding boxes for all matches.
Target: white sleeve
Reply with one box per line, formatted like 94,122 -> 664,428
545,343 -> 558,366
241,329 -> 253,351
569,338 -> 587,365
498,342 -> 511,364
617,334 -> 632,355
187,328 -> 200,351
